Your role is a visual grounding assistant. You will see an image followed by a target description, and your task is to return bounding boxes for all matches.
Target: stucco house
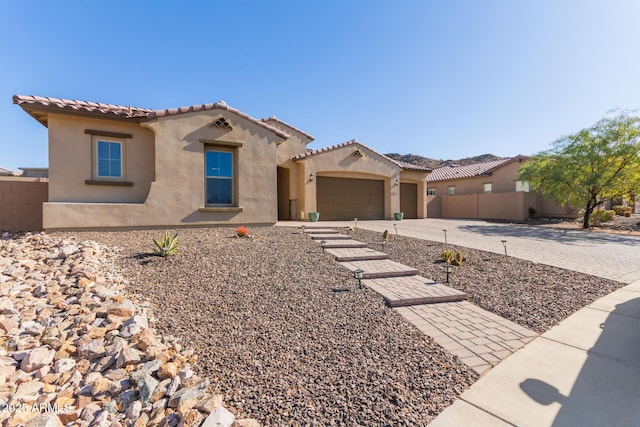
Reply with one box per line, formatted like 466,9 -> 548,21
426,156 -> 574,221
13,95 -> 431,230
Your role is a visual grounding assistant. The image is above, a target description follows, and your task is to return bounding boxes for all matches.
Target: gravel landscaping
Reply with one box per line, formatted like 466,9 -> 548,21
59,227 -> 478,425
353,228 -> 625,333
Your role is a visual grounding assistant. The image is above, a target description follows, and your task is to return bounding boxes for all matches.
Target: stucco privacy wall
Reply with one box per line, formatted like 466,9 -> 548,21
47,114 -> 155,203
0,177 -> 48,231
44,110 -> 283,229
295,144 -> 402,219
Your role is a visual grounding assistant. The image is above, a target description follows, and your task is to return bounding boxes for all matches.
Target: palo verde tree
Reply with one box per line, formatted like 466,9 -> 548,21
519,112 -> 640,229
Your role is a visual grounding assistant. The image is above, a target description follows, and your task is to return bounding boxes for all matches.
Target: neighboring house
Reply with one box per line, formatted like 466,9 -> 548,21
0,167 -> 19,176
426,156 -> 574,221
19,167 -> 49,178
14,95 -> 431,230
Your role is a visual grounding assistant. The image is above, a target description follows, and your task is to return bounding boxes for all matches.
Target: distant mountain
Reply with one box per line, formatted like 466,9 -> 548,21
385,153 -> 503,169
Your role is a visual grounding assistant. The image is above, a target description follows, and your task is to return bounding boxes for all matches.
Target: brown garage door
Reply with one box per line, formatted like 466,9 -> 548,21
400,183 -> 418,219
317,177 -> 384,220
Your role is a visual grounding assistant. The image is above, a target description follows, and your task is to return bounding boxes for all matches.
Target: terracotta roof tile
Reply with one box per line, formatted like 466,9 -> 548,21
292,139 -> 432,172
427,156 -> 527,182
13,95 -> 290,140
262,116 -> 315,141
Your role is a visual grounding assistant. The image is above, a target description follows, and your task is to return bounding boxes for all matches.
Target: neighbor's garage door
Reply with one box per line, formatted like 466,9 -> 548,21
400,183 -> 418,219
317,177 -> 384,220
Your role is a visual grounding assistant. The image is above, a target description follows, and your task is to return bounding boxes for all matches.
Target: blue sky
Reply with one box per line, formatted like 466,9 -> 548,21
2,1 -> 640,170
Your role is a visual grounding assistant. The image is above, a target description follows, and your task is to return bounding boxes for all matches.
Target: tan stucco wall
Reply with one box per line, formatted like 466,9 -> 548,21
294,144 -> 403,220
47,114 -> 155,203
44,110 -> 283,229
0,177 -> 48,231
273,122 -> 310,215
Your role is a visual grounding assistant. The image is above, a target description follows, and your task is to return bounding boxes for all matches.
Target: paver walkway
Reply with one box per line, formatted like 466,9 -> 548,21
304,227 -> 538,375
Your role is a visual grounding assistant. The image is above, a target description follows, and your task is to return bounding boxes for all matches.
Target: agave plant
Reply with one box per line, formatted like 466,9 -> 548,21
152,231 -> 180,257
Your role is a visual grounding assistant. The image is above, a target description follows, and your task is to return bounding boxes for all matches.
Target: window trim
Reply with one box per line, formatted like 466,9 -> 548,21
96,139 -> 124,179
483,182 -> 493,193
89,135 -> 127,182
204,145 -> 237,207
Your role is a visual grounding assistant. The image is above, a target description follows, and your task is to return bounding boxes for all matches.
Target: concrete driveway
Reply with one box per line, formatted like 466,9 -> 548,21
279,218 -> 640,283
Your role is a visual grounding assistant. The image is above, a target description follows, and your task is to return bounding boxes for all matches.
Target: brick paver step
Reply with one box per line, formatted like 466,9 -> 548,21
396,301 -> 538,375
310,234 -> 352,240
303,228 -> 340,234
326,247 -> 389,261
340,259 -> 419,279
322,240 -> 368,249
363,276 -> 466,307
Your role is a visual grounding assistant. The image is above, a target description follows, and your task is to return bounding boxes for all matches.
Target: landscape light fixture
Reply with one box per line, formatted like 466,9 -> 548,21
354,218 -> 358,229
321,240 -> 327,253
393,223 -> 398,235
394,178 -> 400,187
501,240 -> 508,256
353,268 -> 365,288
381,240 -> 387,251
309,172 -> 315,182
443,229 -> 448,244
301,225 -> 306,235
444,264 -> 453,284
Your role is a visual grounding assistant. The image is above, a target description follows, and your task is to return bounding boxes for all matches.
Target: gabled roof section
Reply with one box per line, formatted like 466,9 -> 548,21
262,116 -> 315,142
292,139 -> 432,172
427,156 -> 528,182
13,95 -> 290,139
0,167 -> 19,176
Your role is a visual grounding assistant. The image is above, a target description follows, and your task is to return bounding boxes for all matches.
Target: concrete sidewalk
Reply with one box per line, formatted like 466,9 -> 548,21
277,219 -> 640,283
429,279 -> 640,426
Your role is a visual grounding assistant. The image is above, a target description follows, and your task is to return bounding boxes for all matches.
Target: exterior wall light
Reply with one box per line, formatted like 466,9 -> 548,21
353,268 -> 365,288
309,172 -> 315,182
394,178 -> 400,187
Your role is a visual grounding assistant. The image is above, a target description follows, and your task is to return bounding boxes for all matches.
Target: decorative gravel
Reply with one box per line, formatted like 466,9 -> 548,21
354,228 -> 625,333
57,227 -> 478,425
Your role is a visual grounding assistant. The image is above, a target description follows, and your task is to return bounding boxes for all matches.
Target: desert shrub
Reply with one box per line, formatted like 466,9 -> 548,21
152,232 -> 180,257
528,206 -> 538,219
612,205 -> 632,216
451,251 -> 464,266
592,210 -> 615,223
236,226 -> 249,237
624,211 -> 632,217
440,250 -> 455,264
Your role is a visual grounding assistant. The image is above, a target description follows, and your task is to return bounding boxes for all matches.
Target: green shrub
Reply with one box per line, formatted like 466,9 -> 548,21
612,205 -> 632,216
152,232 -> 180,257
591,210 -> 615,224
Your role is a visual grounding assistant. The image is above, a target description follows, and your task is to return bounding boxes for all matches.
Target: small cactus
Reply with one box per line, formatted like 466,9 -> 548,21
382,229 -> 390,242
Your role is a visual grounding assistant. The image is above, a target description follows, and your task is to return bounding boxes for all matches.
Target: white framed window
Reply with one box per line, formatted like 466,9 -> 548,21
96,139 -> 123,178
205,148 -> 234,206
427,188 -> 436,196
483,182 -> 493,193
515,180 -> 530,192
447,186 -> 455,195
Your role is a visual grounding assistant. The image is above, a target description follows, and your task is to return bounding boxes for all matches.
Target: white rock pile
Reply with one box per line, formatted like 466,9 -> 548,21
0,232 -> 255,427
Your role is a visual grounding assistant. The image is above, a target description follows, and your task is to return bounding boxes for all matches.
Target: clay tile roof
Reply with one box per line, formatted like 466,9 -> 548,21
427,156 -> 527,182
13,95 -> 152,120
292,139 -> 432,172
13,95 -> 290,140
261,116 -> 315,141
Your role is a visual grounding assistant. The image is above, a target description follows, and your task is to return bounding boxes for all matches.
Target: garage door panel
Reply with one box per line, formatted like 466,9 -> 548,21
400,183 -> 418,219
317,177 -> 384,220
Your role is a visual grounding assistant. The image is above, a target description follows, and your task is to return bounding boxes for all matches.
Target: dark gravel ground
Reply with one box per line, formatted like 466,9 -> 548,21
353,228 -> 625,333
57,227 -> 478,426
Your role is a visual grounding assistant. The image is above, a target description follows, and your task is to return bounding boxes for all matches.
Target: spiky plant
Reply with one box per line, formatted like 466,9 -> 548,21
440,250 -> 455,264
152,232 -> 180,257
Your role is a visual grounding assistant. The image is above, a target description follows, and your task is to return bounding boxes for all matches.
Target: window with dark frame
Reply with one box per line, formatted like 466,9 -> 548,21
205,150 -> 233,205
